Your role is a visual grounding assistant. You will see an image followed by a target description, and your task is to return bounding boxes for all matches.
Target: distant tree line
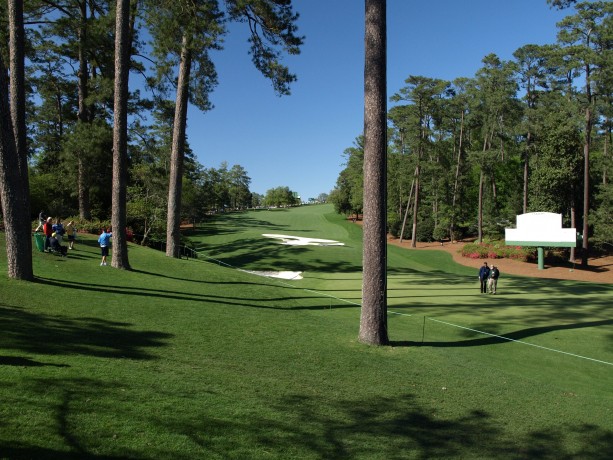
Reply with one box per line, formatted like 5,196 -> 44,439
0,0 -> 303,278
330,1 -> 612,266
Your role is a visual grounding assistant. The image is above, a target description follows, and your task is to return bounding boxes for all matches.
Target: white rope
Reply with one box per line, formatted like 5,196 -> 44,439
426,317 -> 613,367
389,311 -> 414,318
198,251 -> 361,307
199,251 -> 612,367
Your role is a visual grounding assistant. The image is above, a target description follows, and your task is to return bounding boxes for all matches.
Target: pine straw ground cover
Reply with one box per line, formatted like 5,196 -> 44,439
0,204 -> 611,459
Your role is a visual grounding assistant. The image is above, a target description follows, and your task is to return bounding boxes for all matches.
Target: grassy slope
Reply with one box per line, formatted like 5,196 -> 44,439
1,204 -> 611,459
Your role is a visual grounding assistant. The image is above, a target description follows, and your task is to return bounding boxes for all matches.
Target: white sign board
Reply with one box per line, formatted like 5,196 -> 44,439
505,212 -> 576,247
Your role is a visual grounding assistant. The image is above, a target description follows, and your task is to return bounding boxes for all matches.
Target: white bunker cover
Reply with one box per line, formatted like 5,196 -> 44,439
248,234 -> 345,280
262,234 -> 345,246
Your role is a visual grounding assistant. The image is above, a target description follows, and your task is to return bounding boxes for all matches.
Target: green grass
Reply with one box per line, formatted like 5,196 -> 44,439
1,204 -> 612,459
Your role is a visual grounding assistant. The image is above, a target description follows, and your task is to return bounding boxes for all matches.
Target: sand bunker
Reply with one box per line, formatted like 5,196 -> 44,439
246,234 -> 343,281
262,234 -> 345,246
246,270 -> 304,280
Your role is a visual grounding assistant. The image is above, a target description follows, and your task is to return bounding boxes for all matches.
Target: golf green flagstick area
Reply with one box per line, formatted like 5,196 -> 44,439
1,204 -> 612,458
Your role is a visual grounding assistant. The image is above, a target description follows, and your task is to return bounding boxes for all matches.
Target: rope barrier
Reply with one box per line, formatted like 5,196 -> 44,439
197,251 -> 361,308
185,246 -> 613,368
416,316 -> 613,367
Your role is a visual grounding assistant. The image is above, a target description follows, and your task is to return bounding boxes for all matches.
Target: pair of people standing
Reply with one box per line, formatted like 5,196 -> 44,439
478,262 -> 500,294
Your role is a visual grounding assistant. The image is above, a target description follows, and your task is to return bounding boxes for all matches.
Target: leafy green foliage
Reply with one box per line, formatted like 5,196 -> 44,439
226,0 -> 304,95
332,2 -> 611,253
263,185 -> 298,207
592,182 -> 613,248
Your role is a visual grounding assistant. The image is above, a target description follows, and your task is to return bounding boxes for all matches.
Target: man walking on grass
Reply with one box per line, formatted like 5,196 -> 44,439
478,262 -> 490,293
488,265 -> 500,294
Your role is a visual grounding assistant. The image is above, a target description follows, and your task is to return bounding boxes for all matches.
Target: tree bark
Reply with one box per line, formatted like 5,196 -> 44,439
570,204 -> 576,263
478,170 -> 484,244
410,166 -> 420,248
111,0 -> 132,270
76,0 -> 91,220
523,131 -> 531,214
9,0 -> 28,196
581,105 -> 591,266
166,34 -> 192,258
77,156 -> 91,220
0,0 -> 33,280
399,168 -> 416,243
359,0 -> 388,346
450,109 -> 464,240
581,50 -> 593,267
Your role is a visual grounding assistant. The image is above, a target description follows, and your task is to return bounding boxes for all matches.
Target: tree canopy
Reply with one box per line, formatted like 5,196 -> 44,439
330,1 -> 612,259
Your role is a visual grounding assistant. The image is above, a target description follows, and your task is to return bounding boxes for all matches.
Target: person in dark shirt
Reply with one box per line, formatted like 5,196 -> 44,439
478,262 -> 490,294
488,266 -> 500,294
49,233 -> 67,256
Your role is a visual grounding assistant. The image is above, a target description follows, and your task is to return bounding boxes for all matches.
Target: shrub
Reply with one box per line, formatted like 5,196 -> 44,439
432,225 -> 448,242
460,241 -> 535,262
416,217 -> 435,242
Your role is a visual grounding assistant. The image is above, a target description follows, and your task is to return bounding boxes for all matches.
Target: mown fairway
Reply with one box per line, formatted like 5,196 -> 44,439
1,204 -> 611,459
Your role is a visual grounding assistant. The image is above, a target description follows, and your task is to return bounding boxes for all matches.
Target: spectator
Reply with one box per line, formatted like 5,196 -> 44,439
43,217 -> 53,251
65,220 -> 76,250
488,265 -> 500,295
49,232 -> 67,256
98,228 -> 113,266
34,210 -> 46,232
52,218 -> 65,242
478,262 -> 490,294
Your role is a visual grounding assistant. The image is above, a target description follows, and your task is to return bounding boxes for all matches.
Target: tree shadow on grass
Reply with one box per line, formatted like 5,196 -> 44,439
0,303 -> 172,360
34,276 -> 356,312
200,234 -> 362,273
3,383 -> 611,459
391,319 -> 613,348
0,355 -> 70,367
175,393 -> 613,459
189,213 -> 298,243
0,446 -> 135,460
0,378 -> 150,460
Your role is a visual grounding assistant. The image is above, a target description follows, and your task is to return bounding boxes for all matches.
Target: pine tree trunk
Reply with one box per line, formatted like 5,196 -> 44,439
570,204 -> 576,263
111,0 -> 131,270
77,1 -> 91,220
9,0 -> 28,201
399,169 -> 416,243
581,105 -> 591,266
77,156 -> 91,220
603,128 -> 609,185
0,0 -> 33,280
523,132 -> 531,214
359,0 -> 388,346
477,134 -> 489,244
410,168 -> 420,248
478,170 -> 484,243
166,34 -> 191,258
450,110 -> 464,240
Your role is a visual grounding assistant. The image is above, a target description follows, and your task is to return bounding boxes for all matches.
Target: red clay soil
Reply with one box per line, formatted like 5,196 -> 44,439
389,237 -> 613,284
352,219 -> 612,284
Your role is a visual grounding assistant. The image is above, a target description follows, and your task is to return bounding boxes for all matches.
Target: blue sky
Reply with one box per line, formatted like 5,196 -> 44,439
186,1 -> 569,201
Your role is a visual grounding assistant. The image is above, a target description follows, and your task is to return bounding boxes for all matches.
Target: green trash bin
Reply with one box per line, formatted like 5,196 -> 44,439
34,232 -> 45,252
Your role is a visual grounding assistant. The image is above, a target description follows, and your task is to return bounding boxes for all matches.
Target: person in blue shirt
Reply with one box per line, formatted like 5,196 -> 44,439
52,218 -> 65,244
478,262 -> 490,294
98,228 -> 113,266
